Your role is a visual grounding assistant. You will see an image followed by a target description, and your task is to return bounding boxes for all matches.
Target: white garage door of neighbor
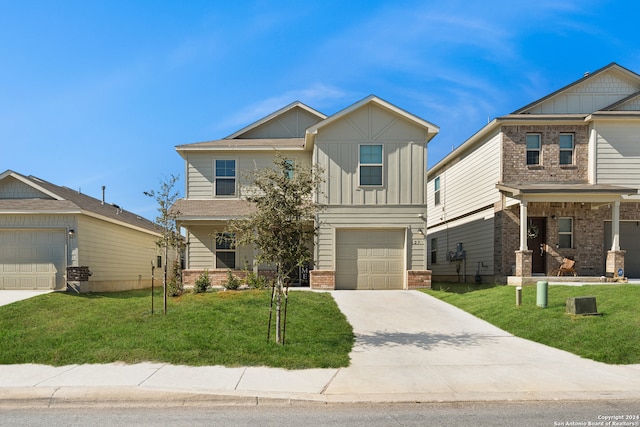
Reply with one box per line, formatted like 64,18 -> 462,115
336,229 -> 405,290
0,230 -> 65,290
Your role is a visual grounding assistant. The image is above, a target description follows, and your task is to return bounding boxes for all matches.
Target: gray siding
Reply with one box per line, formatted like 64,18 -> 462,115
427,132 -> 501,228
595,121 -> 640,188
428,211 -> 495,281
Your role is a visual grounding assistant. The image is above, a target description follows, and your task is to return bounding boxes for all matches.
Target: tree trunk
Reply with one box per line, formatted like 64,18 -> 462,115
275,274 -> 283,343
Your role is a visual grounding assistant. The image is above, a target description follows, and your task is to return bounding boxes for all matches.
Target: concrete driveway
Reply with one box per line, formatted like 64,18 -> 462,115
325,290 -> 640,401
0,290 -> 53,307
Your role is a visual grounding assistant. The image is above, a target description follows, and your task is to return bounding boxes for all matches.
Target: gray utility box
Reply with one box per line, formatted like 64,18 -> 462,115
566,296 -> 598,315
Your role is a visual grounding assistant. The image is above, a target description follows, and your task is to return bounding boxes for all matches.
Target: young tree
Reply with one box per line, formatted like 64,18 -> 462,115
144,174 -> 183,314
227,155 -> 323,344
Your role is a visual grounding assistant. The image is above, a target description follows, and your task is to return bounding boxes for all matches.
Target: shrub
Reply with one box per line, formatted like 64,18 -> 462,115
167,259 -> 184,297
245,271 -> 270,289
223,270 -> 241,290
193,270 -> 210,294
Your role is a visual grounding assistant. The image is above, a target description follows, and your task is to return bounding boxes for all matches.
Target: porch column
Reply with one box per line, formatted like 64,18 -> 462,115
513,200 -> 533,280
607,201 -> 625,277
611,201 -> 620,251
519,201 -> 528,251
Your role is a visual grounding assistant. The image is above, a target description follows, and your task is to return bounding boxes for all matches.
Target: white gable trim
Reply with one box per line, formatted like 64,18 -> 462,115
0,170 -> 64,201
226,101 -> 327,140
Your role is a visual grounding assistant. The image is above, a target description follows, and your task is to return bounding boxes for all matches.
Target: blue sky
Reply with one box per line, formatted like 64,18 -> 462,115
2,1 -> 640,220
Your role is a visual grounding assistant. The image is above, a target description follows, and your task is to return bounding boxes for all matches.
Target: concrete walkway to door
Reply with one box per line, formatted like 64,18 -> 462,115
325,290 -> 640,401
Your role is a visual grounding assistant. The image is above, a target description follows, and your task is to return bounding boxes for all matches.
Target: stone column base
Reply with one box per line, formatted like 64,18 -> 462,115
310,270 -> 335,290
606,250 -> 626,277
515,250 -> 533,277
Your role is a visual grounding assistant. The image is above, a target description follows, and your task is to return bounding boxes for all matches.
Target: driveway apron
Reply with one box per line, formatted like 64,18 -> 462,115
325,290 -> 640,400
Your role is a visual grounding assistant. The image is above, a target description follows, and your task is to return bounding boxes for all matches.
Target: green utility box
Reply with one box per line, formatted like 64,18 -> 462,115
536,281 -> 548,308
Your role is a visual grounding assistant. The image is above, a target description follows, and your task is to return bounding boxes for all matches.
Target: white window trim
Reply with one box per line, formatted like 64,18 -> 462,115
214,158 -> 238,197
526,133 -> 542,166
215,232 -> 236,269
558,217 -> 573,249
358,143 -> 384,187
559,133 -> 575,165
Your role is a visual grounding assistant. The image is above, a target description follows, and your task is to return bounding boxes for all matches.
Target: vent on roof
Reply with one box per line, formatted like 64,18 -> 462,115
584,71 -> 590,77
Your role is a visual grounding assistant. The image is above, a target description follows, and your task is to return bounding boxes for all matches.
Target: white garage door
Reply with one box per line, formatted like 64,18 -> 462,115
336,229 -> 405,290
0,230 -> 65,290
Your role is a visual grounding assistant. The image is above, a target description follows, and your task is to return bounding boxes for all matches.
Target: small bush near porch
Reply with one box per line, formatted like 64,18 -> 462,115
424,283 -> 640,364
0,289 -> 354,369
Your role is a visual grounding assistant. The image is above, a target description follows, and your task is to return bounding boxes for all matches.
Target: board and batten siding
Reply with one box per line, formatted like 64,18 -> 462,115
185,151 -> 312,199
595,121 -> 640,188
315,207 -> 426,272
427,209 -> 495,279
526,72 -> 639,114
314,103 -> 429,207
0,176 -> 50,199
77,215 -> 159,290
427,132 -> 501,228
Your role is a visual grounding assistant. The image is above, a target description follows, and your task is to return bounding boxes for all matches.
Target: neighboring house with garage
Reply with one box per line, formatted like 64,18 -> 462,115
0,170 -> 162,292
173,95 -> 438,290
426,62 -> 640,284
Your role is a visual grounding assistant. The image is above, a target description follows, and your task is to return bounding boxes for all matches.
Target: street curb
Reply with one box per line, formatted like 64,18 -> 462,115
2,387 -> 640,409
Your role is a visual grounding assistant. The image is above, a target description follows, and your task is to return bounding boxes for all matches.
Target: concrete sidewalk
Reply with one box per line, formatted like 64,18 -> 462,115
1,290 -> 639,407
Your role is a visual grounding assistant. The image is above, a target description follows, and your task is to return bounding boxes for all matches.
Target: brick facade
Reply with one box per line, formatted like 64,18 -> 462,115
310,270 -> 335,290
502,124 -> 589,183
407,270 -> 432,289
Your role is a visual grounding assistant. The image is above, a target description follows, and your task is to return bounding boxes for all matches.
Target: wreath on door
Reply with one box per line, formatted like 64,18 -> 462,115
527,224 -> 539,239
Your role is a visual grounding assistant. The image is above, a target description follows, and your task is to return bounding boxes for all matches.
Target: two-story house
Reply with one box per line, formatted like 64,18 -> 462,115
427,63 -> 640,284
173,95 -> 439,290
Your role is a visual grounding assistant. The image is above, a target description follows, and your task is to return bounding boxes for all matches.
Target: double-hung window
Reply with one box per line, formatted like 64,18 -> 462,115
558,217 -> 573,249
434,176 -> 441,206
215,232 -> 236,268
526,134 -> 541,165
359,144 -> 383,186
215,159 -> 236,196
559,134 -> 574,165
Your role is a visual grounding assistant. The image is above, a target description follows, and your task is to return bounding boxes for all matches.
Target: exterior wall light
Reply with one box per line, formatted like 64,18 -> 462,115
68,229 -> 75,238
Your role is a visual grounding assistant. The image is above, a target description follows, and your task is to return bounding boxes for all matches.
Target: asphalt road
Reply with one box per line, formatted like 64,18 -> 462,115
2,400 -> 640,426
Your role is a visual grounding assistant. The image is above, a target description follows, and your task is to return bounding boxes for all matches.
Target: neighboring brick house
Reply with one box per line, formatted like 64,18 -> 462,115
426,63 -> 640,284
173,95 -> 439,289
0,170 -> 163,292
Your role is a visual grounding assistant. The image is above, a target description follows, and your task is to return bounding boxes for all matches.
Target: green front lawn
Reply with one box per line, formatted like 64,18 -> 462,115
424,283 -> 640,364
0,289 -> 354,369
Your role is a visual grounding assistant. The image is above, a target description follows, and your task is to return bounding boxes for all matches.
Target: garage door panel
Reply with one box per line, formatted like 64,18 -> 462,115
336,229 -> 405,290
0,230 -> 65,290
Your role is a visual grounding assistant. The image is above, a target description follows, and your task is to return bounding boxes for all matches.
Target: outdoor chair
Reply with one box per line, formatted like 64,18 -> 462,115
557,258 -> 577,276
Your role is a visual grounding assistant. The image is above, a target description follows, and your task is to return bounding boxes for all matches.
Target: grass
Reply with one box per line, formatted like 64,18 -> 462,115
0,289 -> 354,369
424,283 -> 640,364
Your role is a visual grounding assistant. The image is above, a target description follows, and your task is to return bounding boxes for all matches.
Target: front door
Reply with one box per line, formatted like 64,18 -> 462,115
527,217 -> 547,275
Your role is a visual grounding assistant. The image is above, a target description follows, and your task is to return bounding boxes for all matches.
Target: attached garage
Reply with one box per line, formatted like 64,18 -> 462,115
335,229 -> 405,290
0,229 -> 66,290
605,221 -> 640,278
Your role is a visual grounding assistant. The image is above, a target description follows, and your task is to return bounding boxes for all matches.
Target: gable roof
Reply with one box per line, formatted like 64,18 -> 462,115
305,95 -> 440,143
512,62 -> 640,114
0,170 -> 159,235
226,101 -> 327,139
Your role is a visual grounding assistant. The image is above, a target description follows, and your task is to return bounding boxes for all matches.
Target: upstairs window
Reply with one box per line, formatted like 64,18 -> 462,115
559,134 -> 574,165
434,176 -> 441,206
215,232 -> 236,268
215,159 -> 236,196
526,134 -> 541,165
284,159 -> 294,179
359,144 -> 383,186
558,217 -> 573,249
